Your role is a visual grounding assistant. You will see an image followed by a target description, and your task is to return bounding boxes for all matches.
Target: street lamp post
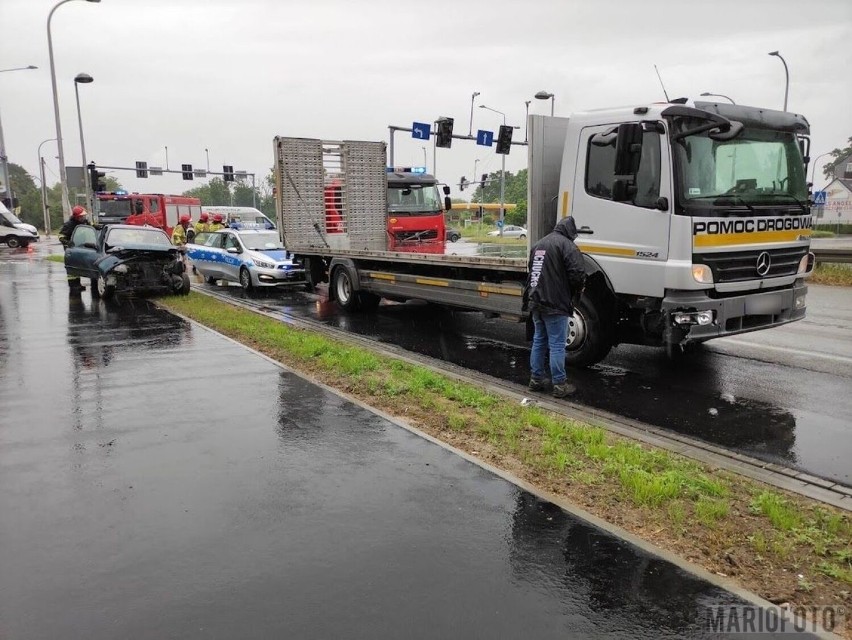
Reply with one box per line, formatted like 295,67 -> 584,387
699,92 -> 736,104
768,51 -> 789,111
524,100 -> 531,143
535,90 -> 555,116
810,152 -> 833,188
469,91 -> 480,137
73,72 -> 93,211
479,104 -> 509,235
38,138 -> 57,236
48,0 -> 102,220
421,146 -> 427,170
0,65 -> 38,209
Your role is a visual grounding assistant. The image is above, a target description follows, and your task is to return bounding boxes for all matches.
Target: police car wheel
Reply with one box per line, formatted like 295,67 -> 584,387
239,267 -> 253,291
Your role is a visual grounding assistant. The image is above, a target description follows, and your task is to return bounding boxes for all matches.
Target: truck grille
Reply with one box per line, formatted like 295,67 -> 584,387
694,246 -> 807,283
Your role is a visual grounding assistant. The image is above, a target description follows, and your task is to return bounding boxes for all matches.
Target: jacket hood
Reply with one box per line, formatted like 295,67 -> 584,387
554,216 -> 578,240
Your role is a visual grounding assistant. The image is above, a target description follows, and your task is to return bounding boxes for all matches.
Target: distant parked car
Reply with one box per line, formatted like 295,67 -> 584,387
0,202 -> 39,248
446,228 -> 461,242
64,224 -> 190,299
186,227 -> 305,291
487,225 -> 527,239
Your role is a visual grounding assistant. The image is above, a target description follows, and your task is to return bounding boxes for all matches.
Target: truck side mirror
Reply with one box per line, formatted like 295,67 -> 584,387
444,196 -> 452,211
612,123 -> 643,202
442,185 -> 451,195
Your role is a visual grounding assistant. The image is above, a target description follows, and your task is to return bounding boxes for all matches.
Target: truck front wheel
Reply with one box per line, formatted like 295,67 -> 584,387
564,294 -> 613,368
332,266 -> 359,311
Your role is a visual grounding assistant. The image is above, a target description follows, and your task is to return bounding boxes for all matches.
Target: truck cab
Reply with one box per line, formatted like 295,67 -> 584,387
543,101 -> 813,361
386,168 -> 448,254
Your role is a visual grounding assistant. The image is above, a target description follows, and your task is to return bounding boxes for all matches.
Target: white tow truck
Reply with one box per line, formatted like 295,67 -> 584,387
274,100 -> 815,366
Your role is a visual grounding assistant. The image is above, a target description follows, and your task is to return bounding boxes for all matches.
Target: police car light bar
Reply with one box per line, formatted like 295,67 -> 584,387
386,166 -> 427,174
229,221 -> 266,230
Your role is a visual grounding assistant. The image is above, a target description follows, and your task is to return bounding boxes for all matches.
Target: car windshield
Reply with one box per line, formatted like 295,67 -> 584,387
388,184 -> 441,215
98,199 -> 133,217
240,232 -> 284,251
106,227 -> 171,247
2,210 -> 23,224
672,125 -> 808,214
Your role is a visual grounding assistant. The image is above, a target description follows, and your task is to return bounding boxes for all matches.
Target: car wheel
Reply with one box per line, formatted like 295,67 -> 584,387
239,267 -> 254,292
97,275 -> 115,300
332,266 -> 359,311
519,234 -> 526,239
6,237 -> 21,249
449,233 -> 460,243
178,273 -> 191,295
564,293 -> 613,368
205,276 -> 218,285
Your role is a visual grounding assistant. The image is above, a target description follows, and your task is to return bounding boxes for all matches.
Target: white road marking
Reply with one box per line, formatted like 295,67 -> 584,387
713,338 -> 852,365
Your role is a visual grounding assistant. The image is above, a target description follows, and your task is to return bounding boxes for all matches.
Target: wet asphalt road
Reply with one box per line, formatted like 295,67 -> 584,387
194,269 -> 852,488
0,249 -> 812,638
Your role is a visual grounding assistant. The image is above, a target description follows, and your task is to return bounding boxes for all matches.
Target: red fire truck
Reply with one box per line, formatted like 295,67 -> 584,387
96,191 -> 202,237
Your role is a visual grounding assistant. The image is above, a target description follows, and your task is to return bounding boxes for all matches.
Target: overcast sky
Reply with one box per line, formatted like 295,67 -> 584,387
2,0 -> 850,200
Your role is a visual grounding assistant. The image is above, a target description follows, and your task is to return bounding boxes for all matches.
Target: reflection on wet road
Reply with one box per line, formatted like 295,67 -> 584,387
0,250 -> 811,638
205,279 -> 852,487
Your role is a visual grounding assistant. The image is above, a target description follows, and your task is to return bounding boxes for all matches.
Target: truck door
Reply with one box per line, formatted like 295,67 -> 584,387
571,122 -> 672,297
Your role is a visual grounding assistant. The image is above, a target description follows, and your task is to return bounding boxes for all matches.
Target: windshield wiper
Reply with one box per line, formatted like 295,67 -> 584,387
768,192 -> 808,215
711,195 -> 756,214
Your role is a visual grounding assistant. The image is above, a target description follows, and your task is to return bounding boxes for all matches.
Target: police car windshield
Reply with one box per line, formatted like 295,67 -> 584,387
240,231 -> 283,251
673,126 -> 808,215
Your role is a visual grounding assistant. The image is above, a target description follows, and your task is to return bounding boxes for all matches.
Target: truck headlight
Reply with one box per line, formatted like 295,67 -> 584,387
692,264 -> 713,284
798,253 -> 814,274
795,293 -> 807,309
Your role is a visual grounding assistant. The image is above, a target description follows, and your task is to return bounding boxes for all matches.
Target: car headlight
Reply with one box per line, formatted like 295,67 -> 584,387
253,259 -> 275,269
692,264 -> 713,284
113,264 -> 129,274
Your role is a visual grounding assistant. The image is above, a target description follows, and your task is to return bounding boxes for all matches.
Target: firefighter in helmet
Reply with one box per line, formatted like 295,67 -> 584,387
171,214 -> 192,246
209,213 -> 226,232
194,212 -> 211,236
59,206 -> 90,292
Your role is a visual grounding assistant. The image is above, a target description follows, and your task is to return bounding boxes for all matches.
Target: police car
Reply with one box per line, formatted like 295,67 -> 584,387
186,224 -> 305,291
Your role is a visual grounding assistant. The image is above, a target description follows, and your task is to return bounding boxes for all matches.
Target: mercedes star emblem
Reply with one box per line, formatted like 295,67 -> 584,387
756,251 -> 771,277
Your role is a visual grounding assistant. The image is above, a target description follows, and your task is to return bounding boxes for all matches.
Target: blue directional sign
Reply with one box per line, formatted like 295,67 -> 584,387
476,129 -> 494,147
412,122 -> 431,140
813,190 -> 827,206
496,219 -> 504,228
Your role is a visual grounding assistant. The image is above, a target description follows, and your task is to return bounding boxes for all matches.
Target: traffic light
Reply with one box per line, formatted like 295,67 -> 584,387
435,117 -> 454,148
135,161 -> 148,178
496,125 -> 513,155
181,164 -> 193,180
89,163 -> 107,192
480,173 -> 488,190
223,165 -> 234,182
459,176 -> 466,191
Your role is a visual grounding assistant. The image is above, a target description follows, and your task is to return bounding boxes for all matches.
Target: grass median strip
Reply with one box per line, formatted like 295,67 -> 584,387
161,292 -> 851,622
810,263 -> 852,287
44,254 -> 64,263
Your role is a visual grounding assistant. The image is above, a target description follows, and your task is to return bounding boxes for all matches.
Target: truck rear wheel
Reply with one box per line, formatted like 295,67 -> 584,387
332,266 -> 359,311
564,294 -> 613,368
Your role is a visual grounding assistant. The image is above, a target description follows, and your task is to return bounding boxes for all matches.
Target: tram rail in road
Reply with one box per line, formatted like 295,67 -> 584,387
177,285 -> 852,512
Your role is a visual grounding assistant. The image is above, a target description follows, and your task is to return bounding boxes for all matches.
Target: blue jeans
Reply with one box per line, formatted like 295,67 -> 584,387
530,310 -> 568,385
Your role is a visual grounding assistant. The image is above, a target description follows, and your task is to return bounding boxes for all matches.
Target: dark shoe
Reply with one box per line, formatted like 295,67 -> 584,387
529,378 -> 552,392
552,382 -> 576,398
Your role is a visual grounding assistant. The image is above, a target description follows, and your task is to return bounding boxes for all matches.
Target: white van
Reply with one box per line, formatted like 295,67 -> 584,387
203,206 -> 275,229
0,202 -> 39,248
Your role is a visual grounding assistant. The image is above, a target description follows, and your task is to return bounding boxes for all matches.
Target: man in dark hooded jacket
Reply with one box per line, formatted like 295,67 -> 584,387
524,216 -> 586,397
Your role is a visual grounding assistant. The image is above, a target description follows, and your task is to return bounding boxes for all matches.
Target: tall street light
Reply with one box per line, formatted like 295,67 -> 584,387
535,90 -> 555,116
700,92 -> 736,104
809,152 -> 833,188
469,91 -> 480,137
524,100 -> 531,143
479,104 -> 509,234
0,65 -> 38,209
768,51 -> 789,111
38,138 -> 57,235
48,0 -> 102,220
74,72 -> 93,211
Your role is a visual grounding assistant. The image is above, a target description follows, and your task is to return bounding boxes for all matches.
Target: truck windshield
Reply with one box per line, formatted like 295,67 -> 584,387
672,127 -> 808,216
99,199 -> 133,217
388,185 -> 441,216
1,209 -> 23,224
